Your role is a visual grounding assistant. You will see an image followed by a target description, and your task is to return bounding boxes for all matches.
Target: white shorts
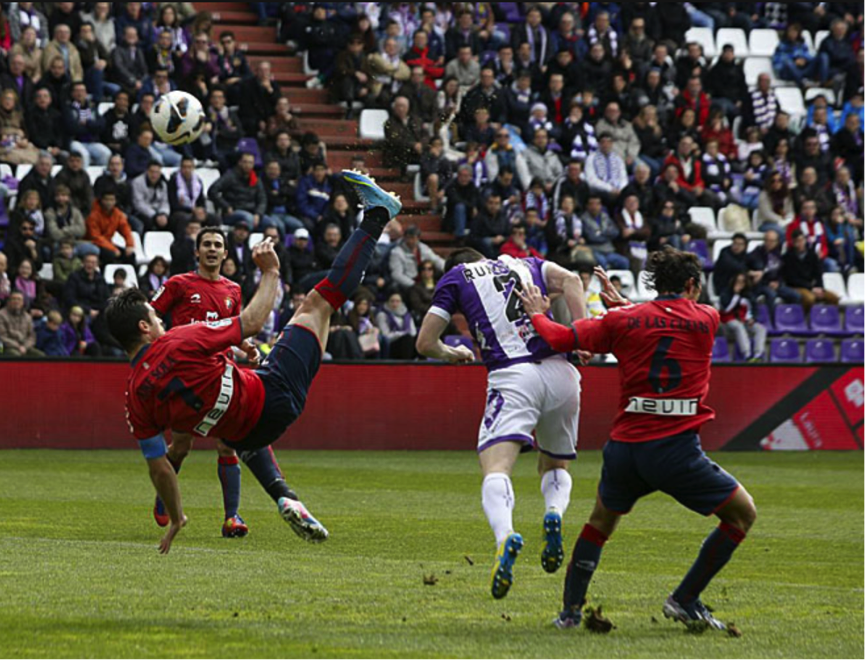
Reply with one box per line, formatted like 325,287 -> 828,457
477,356 -> 581,460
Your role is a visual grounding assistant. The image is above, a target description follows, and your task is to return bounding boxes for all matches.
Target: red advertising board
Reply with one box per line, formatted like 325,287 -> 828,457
0,362 -> 860,451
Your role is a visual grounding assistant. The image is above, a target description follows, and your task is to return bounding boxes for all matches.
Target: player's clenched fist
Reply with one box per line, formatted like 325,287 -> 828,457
516,284 -> 550,317
252,237 -> 280,274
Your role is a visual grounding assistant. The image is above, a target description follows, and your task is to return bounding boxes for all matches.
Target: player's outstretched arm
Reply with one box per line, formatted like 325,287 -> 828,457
416,313 -> 475,364
543,262 -> 587,321
517,285 -> 578,353
239,238 -> 281,339
146,454 -> 187,554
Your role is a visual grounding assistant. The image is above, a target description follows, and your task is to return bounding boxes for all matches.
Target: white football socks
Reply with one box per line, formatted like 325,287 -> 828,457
482,472 -> 515,547
541,468 -> 573,516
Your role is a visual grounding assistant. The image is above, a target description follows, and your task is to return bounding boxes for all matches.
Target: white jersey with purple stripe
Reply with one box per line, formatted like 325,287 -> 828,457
429,256 -> 561,371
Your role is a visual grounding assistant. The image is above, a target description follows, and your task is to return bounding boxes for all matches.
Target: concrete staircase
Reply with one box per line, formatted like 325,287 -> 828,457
195,2 -> 455,256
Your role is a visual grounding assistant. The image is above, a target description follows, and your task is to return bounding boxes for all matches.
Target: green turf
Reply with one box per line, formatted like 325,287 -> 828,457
0,450 -> 861,658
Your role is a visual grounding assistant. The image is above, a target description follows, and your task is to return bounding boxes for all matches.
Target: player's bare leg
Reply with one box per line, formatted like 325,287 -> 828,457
665,486 -> 757,630
153,431 -> 195,527
537,454 -> 572,574
216,441 -> 248,538
555,496 -> 621,629
479,442 -> 524,599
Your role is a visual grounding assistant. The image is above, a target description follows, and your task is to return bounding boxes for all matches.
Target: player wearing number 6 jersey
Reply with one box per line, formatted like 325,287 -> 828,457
107,170 -> 403,554
416,248 -> 588,600
516,248 -> 757,632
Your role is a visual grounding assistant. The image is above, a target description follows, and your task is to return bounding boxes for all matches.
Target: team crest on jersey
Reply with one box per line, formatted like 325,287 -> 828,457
225,298 -> 234,311
190,293 -> 202,304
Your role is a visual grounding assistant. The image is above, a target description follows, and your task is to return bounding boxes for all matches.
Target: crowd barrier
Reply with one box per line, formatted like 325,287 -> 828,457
0,362 -> 860,451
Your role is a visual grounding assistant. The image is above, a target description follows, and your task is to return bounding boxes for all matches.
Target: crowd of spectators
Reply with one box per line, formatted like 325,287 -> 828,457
0,2 -> 862,362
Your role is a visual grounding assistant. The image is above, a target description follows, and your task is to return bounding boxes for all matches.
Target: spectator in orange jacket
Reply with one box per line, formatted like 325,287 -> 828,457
500,223 -> 543,260
86,188 -> 135,265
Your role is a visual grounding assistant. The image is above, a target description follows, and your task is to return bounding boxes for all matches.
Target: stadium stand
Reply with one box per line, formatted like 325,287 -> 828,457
0,2 -> 860,362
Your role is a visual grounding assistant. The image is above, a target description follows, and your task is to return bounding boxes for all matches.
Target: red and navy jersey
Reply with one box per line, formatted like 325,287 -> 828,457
573,296 -> 720,443
125,318 -> 265,443
151,272 -> 242,326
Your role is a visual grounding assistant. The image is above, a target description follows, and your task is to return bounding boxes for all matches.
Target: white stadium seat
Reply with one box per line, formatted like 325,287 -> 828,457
747,240 -> 762,253
198,168 -> 220,195
606,270 -> 636,299
359,109 -> 389,141
802,30 -> 816,55
15,164 -> 32,181
0,164 -> 13,179
712,239 -> 733,264
775,87 -> 806,117
162,167 -> 178,181
143,231 -> 174,263
131,232 -> 148,266
822,273 -> 848,303
804,87 -> 835,106
685,27 -> 716,58
848,274 -> 864,302
744,57 -> 777,87
98,102 -> 115,116
748,29 -> 780,57
688,207 -> 717,236
38,263 -> 54,281
111,231 -> 126,250
51,165 -> 63,177
716,28 -> 749,57
413,171 -> 429,202
104,264 -> 139,288
248,232 -> 265,249
814,30 -> 829,53
86,166 -> 104,185
635,271 -> 657,302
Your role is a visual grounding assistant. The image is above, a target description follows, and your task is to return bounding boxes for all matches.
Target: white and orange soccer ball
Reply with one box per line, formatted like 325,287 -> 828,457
149,90 -> 206,146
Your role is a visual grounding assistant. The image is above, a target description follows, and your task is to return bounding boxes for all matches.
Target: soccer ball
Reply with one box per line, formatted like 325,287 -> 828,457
149,91 -> 206,146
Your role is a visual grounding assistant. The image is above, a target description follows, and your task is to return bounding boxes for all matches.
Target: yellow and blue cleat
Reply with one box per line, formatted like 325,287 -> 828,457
541,510 -> 564,573
342,169 -> 403,220
490,532 -> 524,599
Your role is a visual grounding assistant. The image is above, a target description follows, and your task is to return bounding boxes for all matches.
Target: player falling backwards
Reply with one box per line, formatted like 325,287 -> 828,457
107,171 -> 402,553
417,248 -> 588,600
149,226 -> 296,539
516,248 -> 758,631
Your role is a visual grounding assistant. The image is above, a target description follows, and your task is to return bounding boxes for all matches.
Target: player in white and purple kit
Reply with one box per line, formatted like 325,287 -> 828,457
417,248 -> 587,600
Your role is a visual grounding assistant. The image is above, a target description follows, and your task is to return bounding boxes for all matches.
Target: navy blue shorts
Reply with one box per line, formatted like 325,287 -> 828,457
229,324 -> 322,452
598,432 -> 740,516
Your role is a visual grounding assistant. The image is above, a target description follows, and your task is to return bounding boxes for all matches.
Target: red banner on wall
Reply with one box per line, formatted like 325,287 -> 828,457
0,362 -> 860,451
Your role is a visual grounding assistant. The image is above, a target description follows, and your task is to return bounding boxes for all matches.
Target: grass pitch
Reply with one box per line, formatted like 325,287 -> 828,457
0,450 -> 861,659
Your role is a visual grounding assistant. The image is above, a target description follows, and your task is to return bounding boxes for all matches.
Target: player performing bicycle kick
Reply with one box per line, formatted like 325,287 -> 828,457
107,171 -> 403,553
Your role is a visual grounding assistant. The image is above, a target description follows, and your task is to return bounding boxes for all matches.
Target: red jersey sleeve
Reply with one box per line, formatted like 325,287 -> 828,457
125,391 -> 161,441
170,317 -> 244,356
150,276 -> 183,316
573,310 -> 621,354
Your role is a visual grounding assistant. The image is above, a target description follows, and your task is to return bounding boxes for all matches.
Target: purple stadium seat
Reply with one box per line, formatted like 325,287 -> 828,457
443,335 -> 473,351
809,304 -> 844,336
845,305 -> 864,335
774,304 -> 810,335
712,336 -> 731,362
237,137 -> 263,168
770,338 -> 802,363
804,339 -> 836,363
755,304 -> 773,330
840,339 -> 864,363
689,239 -> 711,270
498,3 -> 523,22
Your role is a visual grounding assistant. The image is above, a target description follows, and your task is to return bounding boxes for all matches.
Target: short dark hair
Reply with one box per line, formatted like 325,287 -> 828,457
445,248 -> 485,272
646,247 -> 702,295
105,288 -> 152,353
220,30 -> 235,40
733,232 -> 748,242
790,228 -> 805,241
196,227 -> 227,251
